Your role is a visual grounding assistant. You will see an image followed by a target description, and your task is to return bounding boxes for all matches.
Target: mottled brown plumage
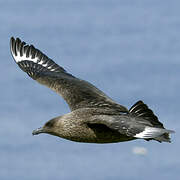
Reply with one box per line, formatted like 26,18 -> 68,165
33,108 -> 135,143
10,37 -> 174,143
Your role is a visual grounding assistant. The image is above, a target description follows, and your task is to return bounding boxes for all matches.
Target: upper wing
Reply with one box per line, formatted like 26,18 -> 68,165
10,37 -> 128,112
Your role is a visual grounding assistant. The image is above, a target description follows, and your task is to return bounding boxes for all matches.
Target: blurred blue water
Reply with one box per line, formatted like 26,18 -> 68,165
0,0 -> 180,180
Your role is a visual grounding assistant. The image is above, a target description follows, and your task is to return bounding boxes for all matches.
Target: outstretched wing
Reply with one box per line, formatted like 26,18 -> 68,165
10,37 -> 128,112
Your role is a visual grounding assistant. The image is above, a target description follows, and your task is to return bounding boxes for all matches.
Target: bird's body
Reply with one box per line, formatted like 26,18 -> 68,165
40,108 -> 136,143
10,37 -> 174,143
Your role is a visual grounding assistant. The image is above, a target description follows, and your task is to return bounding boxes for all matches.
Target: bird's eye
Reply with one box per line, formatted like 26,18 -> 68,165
45,119 -> 55,128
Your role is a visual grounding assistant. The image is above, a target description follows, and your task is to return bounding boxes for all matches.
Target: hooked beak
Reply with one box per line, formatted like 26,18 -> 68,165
32,127 -> 44,135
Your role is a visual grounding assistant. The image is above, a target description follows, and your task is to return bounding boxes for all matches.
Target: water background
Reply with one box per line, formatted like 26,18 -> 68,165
0,1 -> 179,179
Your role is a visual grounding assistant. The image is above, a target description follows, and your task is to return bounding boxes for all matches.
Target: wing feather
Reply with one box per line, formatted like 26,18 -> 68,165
87,113 -> 174,142
10,37 -> 128,112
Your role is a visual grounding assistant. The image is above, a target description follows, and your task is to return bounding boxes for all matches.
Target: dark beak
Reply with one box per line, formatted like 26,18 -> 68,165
32,127 -> 44,135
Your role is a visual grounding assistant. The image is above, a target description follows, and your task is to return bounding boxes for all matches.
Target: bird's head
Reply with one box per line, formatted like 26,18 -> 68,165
32,113 -> 80,141
32,117 -> 64,137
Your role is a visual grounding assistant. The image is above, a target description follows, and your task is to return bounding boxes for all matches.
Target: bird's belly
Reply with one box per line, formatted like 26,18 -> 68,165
59,126 -> 135,143
66,133 -> 135,143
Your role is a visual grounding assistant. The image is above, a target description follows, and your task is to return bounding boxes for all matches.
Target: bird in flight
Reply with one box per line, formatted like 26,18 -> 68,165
10,37 -> 174,143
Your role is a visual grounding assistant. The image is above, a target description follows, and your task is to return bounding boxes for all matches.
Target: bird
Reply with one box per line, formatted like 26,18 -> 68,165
10,37 -> 174,143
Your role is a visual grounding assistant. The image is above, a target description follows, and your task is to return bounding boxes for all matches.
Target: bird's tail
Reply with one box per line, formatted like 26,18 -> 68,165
153,130 -> 173,143
129,101 -> 175,143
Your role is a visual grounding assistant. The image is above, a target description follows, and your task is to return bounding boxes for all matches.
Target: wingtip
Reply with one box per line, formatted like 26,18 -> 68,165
10,36 -> 15,41
10,36 -> 15,47
10,37 -> 23,46
10,36 -> 16,57
10,37 -> 26,62
10,36 -> 21,41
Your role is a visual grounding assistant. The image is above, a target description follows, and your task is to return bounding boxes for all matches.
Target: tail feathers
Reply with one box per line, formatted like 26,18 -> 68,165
134,126 -> 175,143
153,133 -> 172,143
129,100 -> 164,128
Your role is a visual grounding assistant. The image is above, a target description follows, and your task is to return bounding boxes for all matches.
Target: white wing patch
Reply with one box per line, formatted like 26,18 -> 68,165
10,39 -> 56,72
11,46 -> 37,63
134,127 -> 168,139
